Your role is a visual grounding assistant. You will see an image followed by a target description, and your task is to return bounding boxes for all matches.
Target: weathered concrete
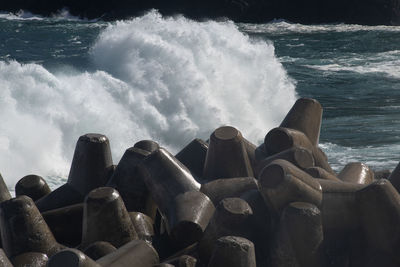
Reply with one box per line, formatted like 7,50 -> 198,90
258,159 -> 322,215
200,177 -> 258,206
107,147 -> 156,218
96,240 -> 159,267
0,249 -> 12,267
0,174 -> 11,203
129,212 -> 154,243
83,241 -> 117,261
15,174 -> 51,201
42,203 -> 83,247
35,133 -> 113,212
270,202 -> 325,267
11,252 -> 48,267
203,126 -> 254,180
48,249 -> 100,267
208,236 -> 256,267
81,187 -> 137,249
306,167 -> 340,181
265,127 -> 334,174
0,196 -> 64,258
356,179 -> 400,264
175,138 -> 209,180
256,146 -> 314,176
199,197 -> 253,263
338,162 -> 374,184
279,98 -> 322,146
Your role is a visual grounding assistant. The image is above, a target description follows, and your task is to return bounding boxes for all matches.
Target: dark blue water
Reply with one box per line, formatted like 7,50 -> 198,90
0,16 -> 103,69
240,23 -> 400,171
241,23 -> 400,147
1,11 -> 400,189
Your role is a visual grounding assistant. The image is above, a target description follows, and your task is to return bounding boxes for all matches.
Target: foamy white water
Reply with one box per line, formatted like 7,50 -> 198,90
320,142 -> 400,172
0,10 -> 44,20
302,50 -> 400,79
240,21 -> 400,34
0,8 -> 90,21
0,11 -> 297,190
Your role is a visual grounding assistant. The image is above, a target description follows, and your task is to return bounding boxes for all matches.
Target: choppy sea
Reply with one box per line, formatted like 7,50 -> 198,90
1,10 -> 399,192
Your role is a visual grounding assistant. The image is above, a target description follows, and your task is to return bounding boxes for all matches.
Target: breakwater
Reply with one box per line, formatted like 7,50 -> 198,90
0,97 -> 398,266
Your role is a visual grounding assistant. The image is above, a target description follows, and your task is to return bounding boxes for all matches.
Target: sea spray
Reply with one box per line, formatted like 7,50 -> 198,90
0,9 -> 92,21
91,12 -> 296,148
0,11 -> 296,189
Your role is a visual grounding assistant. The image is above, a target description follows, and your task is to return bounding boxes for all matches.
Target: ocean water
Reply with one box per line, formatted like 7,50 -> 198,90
0,10 -> 399,192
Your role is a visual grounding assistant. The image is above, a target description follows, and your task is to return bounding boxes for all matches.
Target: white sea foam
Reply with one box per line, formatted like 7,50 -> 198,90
301,50 -> 400,79
0,8 -> 95,22
320,142 -> 399,172
0,11 -> 297,189
240,21 -> 400,34
0,10 -> 44,21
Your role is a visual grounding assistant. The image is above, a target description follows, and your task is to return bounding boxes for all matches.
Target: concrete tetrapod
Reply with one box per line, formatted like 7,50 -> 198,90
258,159 -> 322,216
139,148 -> 212,247
265,127 -> 334,174
107,147 -> 156,218
35,183 -> 83,212
255,146 -> 314,177
15,174 -> 51,201
160,241 -> 198,259
0,196 -> 64,258
96,240 -> 159,267
314,146 -> 333,174
208,236 -> 256,267
265,127 -> 313,154
338,162 -> 374,184
169,191 -> 215,248
162,255 -> 197,267
356,179 -> 400,265
0,249 -> 12,267
48,248 -> 100,267
67,134 -> 113,195
254,143 -> 269,162
11,252 -> 48,267
279,97 -> 323,146
317,179 -> 366,267
200,177 -> 259,206
129,212 -> 155,243
240,189 -> 271,267
0,174 -> 11,203
175,138 -> 209,181
139,147 -> 201,213
203,126 -> 254,180
242,137 -> 258,176
317,179 -> 365,233
134,140 -> 160,153
83,241 -> 117,260
36,133 -> 113,212
42,203 -> 83,247
151,227 -> 199,262
199,198 -> 253,263
81,187 -> 137,249
388,161 -> 400,192
306,167 -> 340,181
374,169 -> 391,179
270,202 -> 324,267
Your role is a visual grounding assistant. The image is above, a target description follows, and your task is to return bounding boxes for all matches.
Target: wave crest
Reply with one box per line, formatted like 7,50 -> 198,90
0,11 -> 296,188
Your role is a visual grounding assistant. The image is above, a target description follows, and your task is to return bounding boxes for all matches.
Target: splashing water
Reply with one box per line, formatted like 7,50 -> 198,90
0,11 -> 297,189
